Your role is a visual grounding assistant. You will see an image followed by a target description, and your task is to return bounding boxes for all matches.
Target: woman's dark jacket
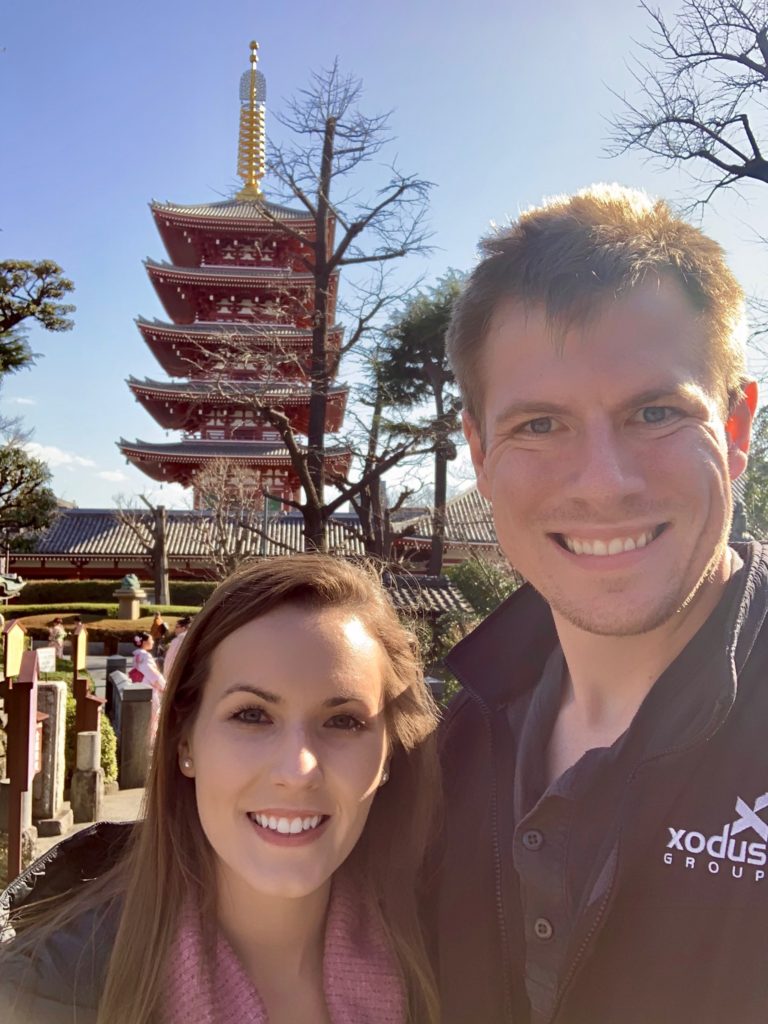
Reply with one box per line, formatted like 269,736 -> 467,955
0,821 -> 132,1023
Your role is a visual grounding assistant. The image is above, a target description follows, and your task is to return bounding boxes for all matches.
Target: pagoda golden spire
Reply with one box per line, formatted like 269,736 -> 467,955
235,40 -> 267,201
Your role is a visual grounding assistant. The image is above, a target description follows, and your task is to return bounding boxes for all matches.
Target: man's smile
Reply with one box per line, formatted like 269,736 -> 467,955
552,524 -> 669,557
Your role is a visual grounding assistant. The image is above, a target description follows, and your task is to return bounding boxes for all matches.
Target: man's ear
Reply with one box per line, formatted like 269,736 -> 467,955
463,410 -> 490,499
726,380 -> 758,481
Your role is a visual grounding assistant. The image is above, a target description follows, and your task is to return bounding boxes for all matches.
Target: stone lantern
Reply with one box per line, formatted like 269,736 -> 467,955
112,574 -> 147,621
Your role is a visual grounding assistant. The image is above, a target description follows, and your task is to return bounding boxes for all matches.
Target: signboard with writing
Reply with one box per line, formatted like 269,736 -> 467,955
3,621 -> 26,679
36,646 -> 56,674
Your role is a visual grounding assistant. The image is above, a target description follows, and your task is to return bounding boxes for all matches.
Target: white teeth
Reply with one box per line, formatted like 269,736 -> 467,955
562,529 -> 656,556
251,813 -> 324,834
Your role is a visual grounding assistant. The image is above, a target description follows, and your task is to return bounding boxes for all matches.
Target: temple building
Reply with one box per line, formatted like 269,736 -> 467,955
119,41 -> 351,508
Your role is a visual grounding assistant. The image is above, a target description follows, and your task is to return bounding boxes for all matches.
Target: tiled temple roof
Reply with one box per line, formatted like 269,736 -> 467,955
18,509 -> 472,616
393,487 -> 498,548
152,197 -> 313,223
127,378 -> 347,404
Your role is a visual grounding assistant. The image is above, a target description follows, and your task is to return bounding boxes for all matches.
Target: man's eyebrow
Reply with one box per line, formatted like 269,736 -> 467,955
493,383 -> 707,427
221,684 -> 282,703
493,400 -> 572,426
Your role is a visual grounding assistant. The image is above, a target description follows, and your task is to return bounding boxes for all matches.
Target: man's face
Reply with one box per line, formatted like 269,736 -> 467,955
464,277 -> 755,636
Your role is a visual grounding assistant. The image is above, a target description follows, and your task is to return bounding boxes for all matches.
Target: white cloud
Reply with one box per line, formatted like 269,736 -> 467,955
6,397 -> 36,406
24,442 -> 97,469
97,470 -> 128,482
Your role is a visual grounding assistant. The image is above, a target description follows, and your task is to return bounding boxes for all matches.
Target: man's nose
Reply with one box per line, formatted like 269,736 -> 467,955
568,422 -> 645,502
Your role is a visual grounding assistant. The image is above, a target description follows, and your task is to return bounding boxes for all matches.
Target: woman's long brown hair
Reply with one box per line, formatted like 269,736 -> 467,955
6,555 -> 441,1023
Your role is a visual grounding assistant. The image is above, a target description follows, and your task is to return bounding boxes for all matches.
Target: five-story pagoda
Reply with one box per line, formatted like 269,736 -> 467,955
119,41 -> 351,508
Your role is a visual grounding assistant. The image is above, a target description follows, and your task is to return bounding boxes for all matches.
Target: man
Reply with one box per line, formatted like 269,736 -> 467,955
433,185 -> 764,1023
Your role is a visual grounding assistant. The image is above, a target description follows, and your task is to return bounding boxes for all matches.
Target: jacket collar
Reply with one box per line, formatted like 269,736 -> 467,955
446,542 -> 768,754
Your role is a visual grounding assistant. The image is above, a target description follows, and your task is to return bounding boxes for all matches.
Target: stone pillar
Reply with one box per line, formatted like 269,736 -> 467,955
70,731 -> 104,824
0,783 -> 37,873
117,680 -> 153,789
33,680 -> 73,837
105,658 -> 128,724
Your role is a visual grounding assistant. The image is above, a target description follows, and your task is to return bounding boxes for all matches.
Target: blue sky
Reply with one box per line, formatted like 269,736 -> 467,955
4,0 -> 768,508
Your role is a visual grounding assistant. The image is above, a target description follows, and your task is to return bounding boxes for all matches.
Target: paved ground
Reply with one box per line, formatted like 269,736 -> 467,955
34,654 -> 145,858
35,786 -> 146,857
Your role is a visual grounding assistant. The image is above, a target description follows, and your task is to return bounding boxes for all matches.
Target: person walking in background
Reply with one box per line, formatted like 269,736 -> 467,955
150,611 -> 165,640
47,617 -> 66,660
162,615 -> 191,679
130,630 -> 166,742
0,555 -> 440,1024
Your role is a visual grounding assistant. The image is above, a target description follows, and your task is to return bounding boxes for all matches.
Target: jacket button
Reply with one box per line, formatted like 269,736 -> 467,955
522,829 -> 544,851
534,917 -> 554,941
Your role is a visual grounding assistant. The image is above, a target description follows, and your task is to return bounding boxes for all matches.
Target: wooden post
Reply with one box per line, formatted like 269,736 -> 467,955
71,623 -> 88,688
6,650 -> 39,883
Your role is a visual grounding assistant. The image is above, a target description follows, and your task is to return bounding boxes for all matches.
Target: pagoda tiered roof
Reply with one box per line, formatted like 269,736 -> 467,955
127,377 -> 348,433
118,437 -> 353,485
150,198 -> 332,268
145,259 -> 336,325
136,318 -> 344,379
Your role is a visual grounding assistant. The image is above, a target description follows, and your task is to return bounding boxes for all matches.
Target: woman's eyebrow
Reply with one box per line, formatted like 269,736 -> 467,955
323,692 -> 371,708
221,684 -> 281,703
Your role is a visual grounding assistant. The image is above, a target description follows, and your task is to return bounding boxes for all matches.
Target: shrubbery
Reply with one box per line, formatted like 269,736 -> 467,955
18,579 -> 217,606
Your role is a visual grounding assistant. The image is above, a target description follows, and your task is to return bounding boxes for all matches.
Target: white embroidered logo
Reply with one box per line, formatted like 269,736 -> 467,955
732,794 -> 768,842
663,793 -> 768,881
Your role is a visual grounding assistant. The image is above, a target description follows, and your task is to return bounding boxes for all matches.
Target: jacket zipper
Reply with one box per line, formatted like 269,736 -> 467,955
480,699 -> 516,1023
550,696 -> 731,1022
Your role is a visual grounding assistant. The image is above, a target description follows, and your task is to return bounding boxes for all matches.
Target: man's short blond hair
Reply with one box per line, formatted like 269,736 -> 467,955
446,184 -> 749,427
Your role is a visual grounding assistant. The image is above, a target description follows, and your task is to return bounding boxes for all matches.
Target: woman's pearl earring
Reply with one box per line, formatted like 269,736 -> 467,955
182,758 -> 193,770
380,768 -> 389,786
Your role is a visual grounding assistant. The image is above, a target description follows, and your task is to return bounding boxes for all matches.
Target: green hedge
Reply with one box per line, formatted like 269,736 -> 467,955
18,579 -> 217,605
5,603 -> 200,620
4,603 -> 119,618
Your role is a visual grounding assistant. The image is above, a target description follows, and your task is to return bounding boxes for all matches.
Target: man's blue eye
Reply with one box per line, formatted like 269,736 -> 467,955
641,406 -> 671,424
527,417 -> 552,434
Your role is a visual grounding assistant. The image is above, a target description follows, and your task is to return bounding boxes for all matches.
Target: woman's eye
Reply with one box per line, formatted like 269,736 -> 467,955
325,714 -> 365,732
232,706 -> 270,725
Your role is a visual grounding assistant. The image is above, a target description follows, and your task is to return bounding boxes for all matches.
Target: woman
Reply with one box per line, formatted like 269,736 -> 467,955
130,630 -> 166,741
162,615 -> 191,679
0,555 -> 440,1024
47,617 -> 66,659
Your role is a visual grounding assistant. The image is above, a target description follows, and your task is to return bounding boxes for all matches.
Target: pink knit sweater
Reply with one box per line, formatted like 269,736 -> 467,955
164,874 -> 406,1023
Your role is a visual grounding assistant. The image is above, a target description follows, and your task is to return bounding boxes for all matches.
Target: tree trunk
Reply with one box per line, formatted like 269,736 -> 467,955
304,116 -> 337,554
153,505 -> 170,605
428,443 -> 447,576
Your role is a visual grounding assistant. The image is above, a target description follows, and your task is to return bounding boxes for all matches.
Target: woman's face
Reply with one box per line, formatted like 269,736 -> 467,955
143,636 -> 154,651
180,604 -> 389,901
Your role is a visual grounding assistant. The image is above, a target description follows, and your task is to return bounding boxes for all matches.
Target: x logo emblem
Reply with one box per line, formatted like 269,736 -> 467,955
732,793 -> 768,842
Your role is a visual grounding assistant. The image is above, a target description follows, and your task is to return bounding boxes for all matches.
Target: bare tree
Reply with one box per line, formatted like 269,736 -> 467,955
255,61 -> 433,550
609,0 -> 768,205
190,460 -> 294,580
113,496 -> 170,605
